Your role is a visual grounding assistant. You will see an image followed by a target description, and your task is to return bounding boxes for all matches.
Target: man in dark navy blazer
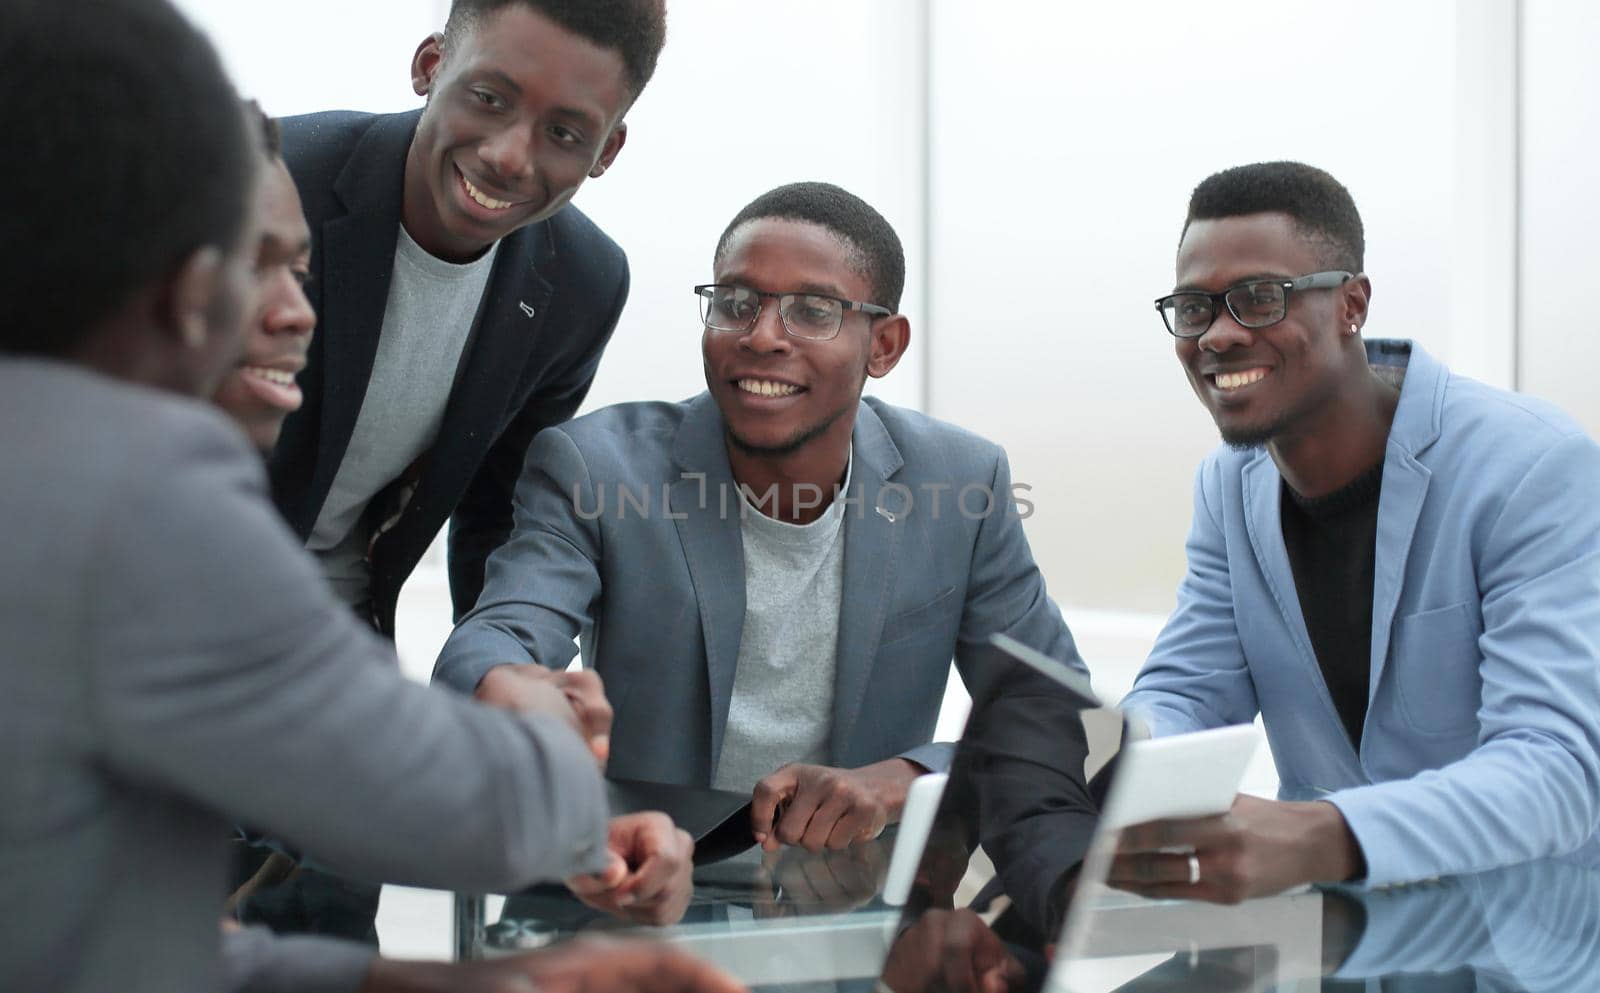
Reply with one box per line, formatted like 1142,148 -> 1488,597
251,0 -> 670,941
272,0 -> 665,639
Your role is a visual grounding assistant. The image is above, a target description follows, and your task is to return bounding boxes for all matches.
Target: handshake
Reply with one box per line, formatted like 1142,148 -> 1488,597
474,663 -> 926,923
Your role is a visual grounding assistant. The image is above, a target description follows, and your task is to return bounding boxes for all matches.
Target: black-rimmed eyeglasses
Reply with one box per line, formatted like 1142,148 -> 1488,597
1154,270 -> 1354,338
695,283 -> 891,342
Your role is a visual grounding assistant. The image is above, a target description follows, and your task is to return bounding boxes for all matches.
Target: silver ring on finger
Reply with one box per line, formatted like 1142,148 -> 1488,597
1187,853 -> 1201,886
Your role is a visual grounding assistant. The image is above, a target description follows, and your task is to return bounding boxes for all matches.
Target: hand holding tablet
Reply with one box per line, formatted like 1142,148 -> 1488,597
1099,723 -> 1260,831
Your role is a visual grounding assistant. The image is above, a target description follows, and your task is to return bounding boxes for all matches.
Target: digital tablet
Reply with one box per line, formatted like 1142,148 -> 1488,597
1098,722 -> 1260,830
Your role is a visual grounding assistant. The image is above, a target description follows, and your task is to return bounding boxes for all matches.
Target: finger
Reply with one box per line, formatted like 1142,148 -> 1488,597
616,847 -> 679,908
823,801 -> 879,851
802,791 -> 855,853
984,955 -> 1028,993
750,770 -> 799,849
1115,814 -> 1229,854
559,670 -> 614,735
566,851 -> 629,896
777,784 -> 828,851
1110,880 -> 1228,904
1107,851 -> 1201,887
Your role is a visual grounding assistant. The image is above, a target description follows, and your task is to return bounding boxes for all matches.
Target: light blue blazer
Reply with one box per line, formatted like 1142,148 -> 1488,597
435,393 -> 1082,785
1123,340 -> 1600,885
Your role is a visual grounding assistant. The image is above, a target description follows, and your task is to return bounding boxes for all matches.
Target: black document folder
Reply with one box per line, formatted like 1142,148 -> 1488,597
605,777 -> 756,865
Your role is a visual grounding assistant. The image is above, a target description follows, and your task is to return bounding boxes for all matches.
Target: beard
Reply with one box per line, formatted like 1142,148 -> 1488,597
1220,424 -> 1274,451
1216,403 -> 1299,451
725,400 -> 853,458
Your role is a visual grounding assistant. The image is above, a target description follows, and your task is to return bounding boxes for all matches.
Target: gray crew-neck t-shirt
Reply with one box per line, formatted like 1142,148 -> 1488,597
713,453 -> 854,794
307,226 -> 500,607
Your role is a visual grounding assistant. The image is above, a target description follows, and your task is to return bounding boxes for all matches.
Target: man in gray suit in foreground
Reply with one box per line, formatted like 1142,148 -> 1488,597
0,4 -> 735,992
437,182 -> 1087,852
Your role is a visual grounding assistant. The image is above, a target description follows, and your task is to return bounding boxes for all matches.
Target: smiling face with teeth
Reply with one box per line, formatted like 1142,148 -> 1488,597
1173,212 -> 1371,452
401,5 -> 632,263
213,160 -> 315,453
703,218 -> 908,471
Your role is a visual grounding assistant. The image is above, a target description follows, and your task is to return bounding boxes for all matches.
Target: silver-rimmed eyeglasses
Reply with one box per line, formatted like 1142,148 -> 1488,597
695,283 -> 891,342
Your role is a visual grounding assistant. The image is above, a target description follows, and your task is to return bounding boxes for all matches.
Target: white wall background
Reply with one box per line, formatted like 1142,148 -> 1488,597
927,0 -> 1461,613
179,0 -> 1599,624
1521,0 -> 1600,433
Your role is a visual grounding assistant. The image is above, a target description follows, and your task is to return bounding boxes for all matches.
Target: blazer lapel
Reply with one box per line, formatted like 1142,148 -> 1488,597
305,112 -> 417,515
669,395 -> 747,774
401,220 -> 556,532
1366,341 -> 1445,706
1241,452 -> 1346,733
831,402 -> 905,762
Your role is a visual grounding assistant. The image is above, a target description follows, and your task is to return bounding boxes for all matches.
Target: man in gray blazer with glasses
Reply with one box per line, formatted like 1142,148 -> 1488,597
436,181 -> 1089,855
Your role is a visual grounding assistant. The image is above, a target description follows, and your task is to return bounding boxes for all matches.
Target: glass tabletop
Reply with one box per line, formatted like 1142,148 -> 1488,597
458,851 -> 1600,993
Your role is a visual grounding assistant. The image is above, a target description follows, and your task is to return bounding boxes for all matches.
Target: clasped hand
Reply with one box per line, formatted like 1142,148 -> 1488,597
750,758 -> 922,853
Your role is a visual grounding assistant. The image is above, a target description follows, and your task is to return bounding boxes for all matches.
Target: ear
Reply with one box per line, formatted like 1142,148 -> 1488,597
589,121 -> 628,179
411,32 -> 446,96
1340,273 -> 1372,333
865,314 -> 911,379
163,246 -> 227,352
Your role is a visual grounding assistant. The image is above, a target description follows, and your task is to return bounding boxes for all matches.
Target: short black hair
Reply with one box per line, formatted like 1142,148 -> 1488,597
0,0 -> 256,357
445,0 -> 667,99
246,99 -> 283,158
715,182 -> 906,312
1183,161 -> 1365,272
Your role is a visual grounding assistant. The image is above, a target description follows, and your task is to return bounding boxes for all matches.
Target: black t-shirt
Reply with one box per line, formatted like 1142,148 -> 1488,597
1280,461 -> 1384,749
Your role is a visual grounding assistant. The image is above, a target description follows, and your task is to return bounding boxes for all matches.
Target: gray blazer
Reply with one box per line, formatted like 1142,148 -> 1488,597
0,361 -> 609,993
435,393 -> 1084,784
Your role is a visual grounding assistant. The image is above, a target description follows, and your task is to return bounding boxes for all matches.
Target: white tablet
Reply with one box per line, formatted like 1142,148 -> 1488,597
881,771 -> 949,906
1098,723 -> 1260,831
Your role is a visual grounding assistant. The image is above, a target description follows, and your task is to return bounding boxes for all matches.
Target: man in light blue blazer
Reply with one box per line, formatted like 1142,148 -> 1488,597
1115,161 -> 1600,901
436,182 -> 1086,853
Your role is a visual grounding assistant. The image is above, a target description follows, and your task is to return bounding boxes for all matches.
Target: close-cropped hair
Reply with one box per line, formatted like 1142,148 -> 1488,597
715,182 -> 907,313
1183,161 -> 1365,273
246,99 -> 283,159
445,0 -> 667,99
0,0 -> 256,357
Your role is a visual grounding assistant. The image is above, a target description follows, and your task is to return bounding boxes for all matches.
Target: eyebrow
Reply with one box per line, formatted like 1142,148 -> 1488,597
721,276 -> 849,299
475,69 -> 604,131
1172,272 -> 1292,292
259,232 -> 312,259
478,69 -> 523,96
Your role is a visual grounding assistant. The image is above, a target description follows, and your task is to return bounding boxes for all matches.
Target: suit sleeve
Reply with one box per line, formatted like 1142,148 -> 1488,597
447,257 -> 629,620
948,446 -> 1086,689
1326,434 -> 1600,885
87,415 -> 611,891
1120,458 -> 1261,735
435,426 -> 604,694
220,927 -> 374,993
949,447 -> 1099,933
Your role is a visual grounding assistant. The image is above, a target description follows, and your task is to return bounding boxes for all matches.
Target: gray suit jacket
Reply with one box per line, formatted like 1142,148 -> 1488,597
435,393 -> 1084,784
0,360 -> 609,993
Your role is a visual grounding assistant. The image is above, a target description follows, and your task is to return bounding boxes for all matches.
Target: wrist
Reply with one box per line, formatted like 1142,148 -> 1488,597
1305,800 -> 1364,882
867,757 -> 925,820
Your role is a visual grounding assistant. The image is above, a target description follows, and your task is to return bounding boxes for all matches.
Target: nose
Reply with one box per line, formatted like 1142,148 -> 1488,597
738,300 -> 792,355
261,271 -> 315,339
1195,308 -> 1253,353
479,122 -> 535,186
